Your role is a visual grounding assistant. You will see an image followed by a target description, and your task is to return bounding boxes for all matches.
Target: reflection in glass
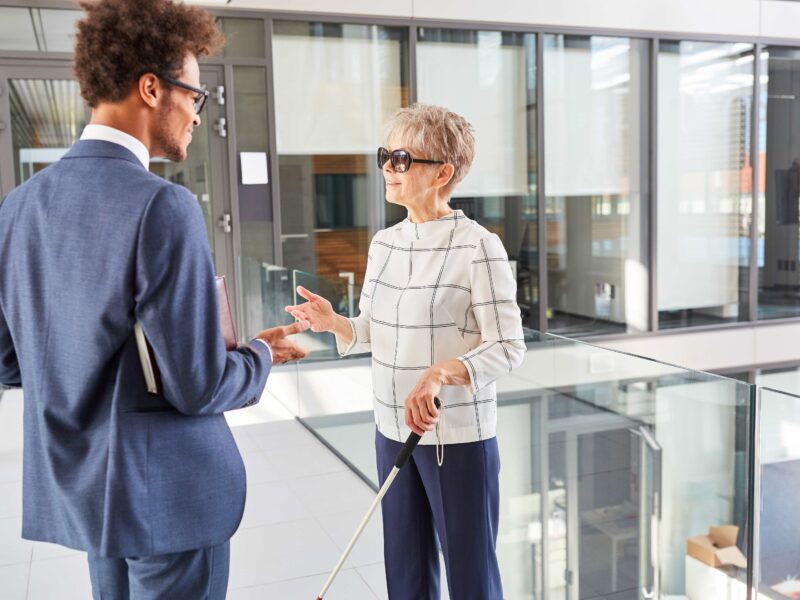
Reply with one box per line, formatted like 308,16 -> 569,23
758,364 -> 800,397
416,28 -> 539,331
758,47 -> 800,320
657,41 -> 755,329
10,79 -> 86,185
218,17 -> 265,58
758,387 -> 800,598
544,35 -> 650,336
238,258 -> 360,348
0,8 -> 81,52
272,21 -> 408,286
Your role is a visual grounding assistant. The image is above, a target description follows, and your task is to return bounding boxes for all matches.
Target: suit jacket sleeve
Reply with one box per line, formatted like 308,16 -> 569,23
135,184 -> 272,415
0,298 -> 21,388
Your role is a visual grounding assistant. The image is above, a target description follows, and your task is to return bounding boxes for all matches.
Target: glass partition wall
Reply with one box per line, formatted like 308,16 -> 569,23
657,41 -> 756,329
758,46 -> 800,321
3,11 -> 800,341
544,35 -> 650,336
271,21 -> 409,289
263,29 -> 770,338
0,6 -> 800,337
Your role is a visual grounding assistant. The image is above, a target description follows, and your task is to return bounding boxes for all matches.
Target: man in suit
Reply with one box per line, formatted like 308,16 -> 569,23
0,0 -> 309,597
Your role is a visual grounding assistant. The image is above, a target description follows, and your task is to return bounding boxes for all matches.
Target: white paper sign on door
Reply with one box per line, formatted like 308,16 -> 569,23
240,152 -> 269,185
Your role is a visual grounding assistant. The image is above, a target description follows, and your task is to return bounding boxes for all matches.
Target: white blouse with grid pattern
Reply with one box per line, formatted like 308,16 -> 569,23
338,210 -> 526,445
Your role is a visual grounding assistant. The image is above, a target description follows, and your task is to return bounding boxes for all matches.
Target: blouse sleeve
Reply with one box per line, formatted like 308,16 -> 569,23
456,234 -> 526,394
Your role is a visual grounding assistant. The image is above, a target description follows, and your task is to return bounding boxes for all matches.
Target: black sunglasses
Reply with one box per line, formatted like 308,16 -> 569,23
158,74 -> 209,115
377,146 -> 444,173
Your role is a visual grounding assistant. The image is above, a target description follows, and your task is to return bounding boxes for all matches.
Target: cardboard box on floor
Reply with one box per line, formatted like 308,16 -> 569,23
687,525 -> 747,569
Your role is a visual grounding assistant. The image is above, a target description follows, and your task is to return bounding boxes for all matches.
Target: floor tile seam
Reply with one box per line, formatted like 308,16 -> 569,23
226,566 -> 367,593
235,515 -> 314,533
283,468 -> 376,490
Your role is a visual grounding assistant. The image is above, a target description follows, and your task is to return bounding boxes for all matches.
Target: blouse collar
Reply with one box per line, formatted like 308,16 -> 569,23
397,209 -> 467,240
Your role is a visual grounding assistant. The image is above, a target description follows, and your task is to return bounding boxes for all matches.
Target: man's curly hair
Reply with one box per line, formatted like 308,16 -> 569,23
74,0 -> 225,108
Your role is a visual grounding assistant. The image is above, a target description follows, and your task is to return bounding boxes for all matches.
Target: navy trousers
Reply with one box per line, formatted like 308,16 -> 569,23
376,431 -> 503,600
87,540 -> 230,600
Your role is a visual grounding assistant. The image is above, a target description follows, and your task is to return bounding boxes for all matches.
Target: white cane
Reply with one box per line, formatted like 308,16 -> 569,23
316,397 -> 441,600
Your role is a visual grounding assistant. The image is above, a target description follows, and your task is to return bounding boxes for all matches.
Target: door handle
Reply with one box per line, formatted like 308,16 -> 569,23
218,213 -> 232,233
213,117 -> 227,138
212,85 -> 225,106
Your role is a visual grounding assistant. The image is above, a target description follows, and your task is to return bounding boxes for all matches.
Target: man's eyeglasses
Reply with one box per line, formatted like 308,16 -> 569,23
158,75 -> 209,115
377,146 -> 444,173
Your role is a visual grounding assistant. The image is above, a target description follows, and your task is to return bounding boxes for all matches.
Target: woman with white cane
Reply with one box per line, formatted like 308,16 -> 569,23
286,104 -> 525,600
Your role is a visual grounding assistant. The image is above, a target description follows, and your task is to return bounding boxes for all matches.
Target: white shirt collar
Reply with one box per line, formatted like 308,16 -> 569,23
79,124 -> 150,170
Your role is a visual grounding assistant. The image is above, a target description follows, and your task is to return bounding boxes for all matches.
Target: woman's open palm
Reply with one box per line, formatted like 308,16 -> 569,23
285,286 -> 336,333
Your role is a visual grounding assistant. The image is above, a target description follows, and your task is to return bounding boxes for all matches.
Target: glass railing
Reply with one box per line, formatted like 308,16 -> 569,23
757,387 -> 800,600
241,260 -> 800,599
238,256 -> 361,359
262,327 -> 756,600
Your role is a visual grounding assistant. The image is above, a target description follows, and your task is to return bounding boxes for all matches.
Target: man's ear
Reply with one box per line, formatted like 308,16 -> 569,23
432,163 -> 455,190
138,73 -> 161,109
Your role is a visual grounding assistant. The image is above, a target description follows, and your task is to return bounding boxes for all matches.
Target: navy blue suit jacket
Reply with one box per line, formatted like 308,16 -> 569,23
0,140 -> 272,557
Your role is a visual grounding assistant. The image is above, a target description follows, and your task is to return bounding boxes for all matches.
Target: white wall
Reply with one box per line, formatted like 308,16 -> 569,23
761,1 -> 800,40
601,320 -> 800,372
226,0 -> 800,41
230,0 -> 414,18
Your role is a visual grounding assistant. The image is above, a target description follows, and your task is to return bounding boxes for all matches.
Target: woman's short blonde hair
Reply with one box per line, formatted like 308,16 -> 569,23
385,103 -> 475,194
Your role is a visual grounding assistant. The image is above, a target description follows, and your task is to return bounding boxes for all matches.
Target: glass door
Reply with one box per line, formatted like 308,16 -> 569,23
0,64 -> 237,309
552,410 -> 644,600
0,66 -> 88,197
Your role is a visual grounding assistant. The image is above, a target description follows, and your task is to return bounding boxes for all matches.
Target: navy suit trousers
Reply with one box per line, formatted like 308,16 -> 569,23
87,540 -> 230,600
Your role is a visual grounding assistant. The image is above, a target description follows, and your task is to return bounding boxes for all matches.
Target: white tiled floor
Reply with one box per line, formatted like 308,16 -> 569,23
0,388 -> 389,600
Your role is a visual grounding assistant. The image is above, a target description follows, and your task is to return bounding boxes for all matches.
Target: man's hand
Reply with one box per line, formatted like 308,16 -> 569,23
254,321 -> 311,365
404,367 -> 443,436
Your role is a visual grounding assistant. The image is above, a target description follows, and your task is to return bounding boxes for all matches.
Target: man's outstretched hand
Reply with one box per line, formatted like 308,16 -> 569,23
254,321 -> 311,364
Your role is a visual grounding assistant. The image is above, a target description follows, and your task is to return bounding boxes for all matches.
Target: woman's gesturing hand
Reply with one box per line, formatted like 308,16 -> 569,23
404,368 -> 443,436
285,285 -> 337,333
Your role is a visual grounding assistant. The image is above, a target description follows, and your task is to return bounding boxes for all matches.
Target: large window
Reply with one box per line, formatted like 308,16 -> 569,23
5,7 -> 798,338
544,35 -> 650,336
416,28 -> 539,331
272,21 -> 409,286
758,46 -> 800,320
657,41 -> 755,329
0,7 -> 81,52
